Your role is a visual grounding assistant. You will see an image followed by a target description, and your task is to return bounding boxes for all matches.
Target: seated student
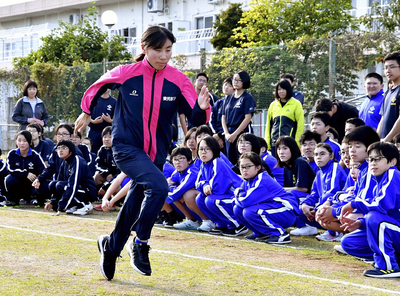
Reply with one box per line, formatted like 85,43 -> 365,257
82,136 -> 98,167
339,142 -> 400,278
315,126 -> 380,238
290,143 -> 347,236
299,130 -> 321,173
344,117 -> 365,135
0,148 -> 8,206
276,136 -> 316,203
258,136 -> 284,186
338,135 -> 350,174
27,123 -> 52,166
39,124 -> 55,151
327,127 -> 339,144
96,172 -> 131,211
5,131 -> 47,207
195,136 -> 246,235
72,131 -> 95,176
233,133 -> 273,177
310,112 -> 341,161
38,140 -> 96,216
184,127 -> 198,161
233,152 -> 299,244
94,126 -> 121,193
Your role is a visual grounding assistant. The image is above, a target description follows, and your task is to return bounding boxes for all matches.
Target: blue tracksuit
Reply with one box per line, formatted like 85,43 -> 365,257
233,171 -> 299,237
195,157 -> 243,228
358,90 -> 384,130
262,152 -> 284,186
166,163 -> 199,204
32,140 -> 52,162
77,144 -> 96,176
210,97 -> 225,135
324,138 -> 341,161
341,168 -> 400,270
95,146 -> 120,177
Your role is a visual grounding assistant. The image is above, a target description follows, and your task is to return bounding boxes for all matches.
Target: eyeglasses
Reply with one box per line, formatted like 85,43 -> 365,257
384,65 -> 400,70
173,156 -> 187,162
366,156 -> 386,163
238,141 -> 251,146
198,147 -> 211,153
240,164 -> 255,170
197,79 -> 207,83
56,146 -> 68,151
57,133 -> 70,137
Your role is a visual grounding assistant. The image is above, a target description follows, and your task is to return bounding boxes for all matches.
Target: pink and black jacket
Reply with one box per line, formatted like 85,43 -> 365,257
81,59 -> 211,165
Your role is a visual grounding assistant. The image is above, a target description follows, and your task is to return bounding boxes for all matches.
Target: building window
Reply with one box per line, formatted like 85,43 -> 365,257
111,27 -> 137,44
195,16 -> 214,30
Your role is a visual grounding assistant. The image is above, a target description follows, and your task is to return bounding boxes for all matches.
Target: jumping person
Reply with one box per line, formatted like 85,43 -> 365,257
74,26 -> 211,280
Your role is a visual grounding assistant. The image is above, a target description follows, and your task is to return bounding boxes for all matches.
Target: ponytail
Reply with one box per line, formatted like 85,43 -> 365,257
134,53 -> 145,62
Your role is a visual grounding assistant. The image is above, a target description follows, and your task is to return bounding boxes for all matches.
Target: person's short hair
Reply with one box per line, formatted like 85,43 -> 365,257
347,126 -> 380,148
195,124 -> 213,139
196,136 -> 221,160
258,136 -> 268,149
22,80 -> 39,97
275,79 -> 293,100
315,98 -> 335,112
56,139 -> 76,155
27,123 -> 42,134
237,133 -> 261,155
54,123 -> 73,136
74,131 -> 82,139
311,112 -> 331,127
346,117 -> 365,127
367,141 -> 400,169
280,73 -> 294,83
184,127 -> 197,146
238,152 -> 263,171
299,130 -> 321,145
342,134 -> 350,144
393,133 -> 400,144
275,136 -> 301,167
236,70 -> 251,89
83,137 -> 92,145
383,51 -> 400,67
327,127 -> 339,141
196,72 -> 208,82
102,126 -> 112,137
16,130 -> 33,147
223,77 -> 233,86
315,142 -> 333,155
365,72 -> 383,84
170,146 -> 192,162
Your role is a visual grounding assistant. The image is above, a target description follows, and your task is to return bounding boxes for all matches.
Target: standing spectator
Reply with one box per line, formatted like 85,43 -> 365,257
315,98 -> 359,143
377,52 -> 400,142
280,73 -> 304,105
265,79 -> 304,157
88,89 -> 116,154
358,73 -> 384,130
222,70 -> 256,165
12,80 -> 49,131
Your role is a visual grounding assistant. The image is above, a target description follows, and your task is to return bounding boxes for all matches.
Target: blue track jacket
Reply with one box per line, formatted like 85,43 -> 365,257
7,148 -> 46,178
167,163 -> 199,204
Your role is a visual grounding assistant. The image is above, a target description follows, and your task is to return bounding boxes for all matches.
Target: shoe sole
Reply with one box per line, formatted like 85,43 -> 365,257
266,240 -> 292,244
364,272 -> 400,278
97,235 -> 113,281
126,241 -> 151,276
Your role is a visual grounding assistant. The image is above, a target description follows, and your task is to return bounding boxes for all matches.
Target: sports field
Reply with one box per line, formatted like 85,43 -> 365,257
1,207 -> 400,296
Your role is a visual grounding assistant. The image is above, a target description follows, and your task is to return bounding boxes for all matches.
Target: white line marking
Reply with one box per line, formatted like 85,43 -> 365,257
0,223 -> 399,295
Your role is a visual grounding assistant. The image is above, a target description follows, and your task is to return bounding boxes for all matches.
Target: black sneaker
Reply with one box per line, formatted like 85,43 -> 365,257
126,239 -> 151,276
222,224 -> 249,237
363,267 -> 400,278
163,211 -> 183,228
266,232 -> 291,244
209,226 -> 228,235
154,216 -> 166,226
4,200 -> 19,208
97,235 -> 118,280
254,235 -> 271,241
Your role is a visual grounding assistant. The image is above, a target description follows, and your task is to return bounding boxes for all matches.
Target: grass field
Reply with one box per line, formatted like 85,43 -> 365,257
1,206 -> 400,296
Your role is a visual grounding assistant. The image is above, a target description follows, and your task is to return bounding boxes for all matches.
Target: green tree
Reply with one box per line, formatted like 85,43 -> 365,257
210,3 -> 244,50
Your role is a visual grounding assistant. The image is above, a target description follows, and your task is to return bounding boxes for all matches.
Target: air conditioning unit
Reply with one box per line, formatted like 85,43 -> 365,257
147,0 -> 164,13
69,14 -> 79,24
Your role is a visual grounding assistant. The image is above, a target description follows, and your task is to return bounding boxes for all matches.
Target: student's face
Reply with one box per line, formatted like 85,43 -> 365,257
349,160 -> 361,182
56,145 -> 72,160
27,86 -> 37,98
27,128 -> 39,141
368,150 -> 394,177
341,142 -> 351,168
233,74 -> 243,91
314,147 -> 332,168
237,139 -> 252,154
56,127 -> 71,142
344,123 -> 356,135
222,82 -> 234,96
277,86 -> 287,100
16,135 -> 30,151
239,158 -> 260,180
310,118 -> 328,136
196,132 -> 209,144
277,144 -> 292,164
364,77 -> 383,97
82,139 -> 92,151
301,139 -> 317,159
326,131 -> 337,142
71,134 -> 81,146
143,39 -> 173,71
198,140 -> 213,163
185,132 -> 197,151
102,134 -> 112,148
195,75 -> 208,92
348,141 -> 368,163
384,60 -> 400,82
172,154 -> 190,173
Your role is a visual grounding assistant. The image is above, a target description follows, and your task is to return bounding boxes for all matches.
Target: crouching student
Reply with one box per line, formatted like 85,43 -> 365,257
233,152 -> 299,244
290,143 -> 346,236
35,140 -> 96,216
339,142 -> 400,278
195,136 -> 246,235
258,137 -> 284,186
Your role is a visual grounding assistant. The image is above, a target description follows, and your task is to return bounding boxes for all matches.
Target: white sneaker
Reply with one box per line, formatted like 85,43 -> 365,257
66,206 -> 78,214
173,219 -> 200,230
316,231 -> 343,242
290,225 -> 318,236
197,220 -> 216,232
73,203 -> 93,216
334,244 -> 348,254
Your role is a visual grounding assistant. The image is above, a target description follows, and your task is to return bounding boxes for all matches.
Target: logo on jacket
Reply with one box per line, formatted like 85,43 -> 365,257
163,96 -> 176,101
107,105 -> 112,111
28,162 -> 34,169
368,106 -> 375,114
129,90 -> 138,96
